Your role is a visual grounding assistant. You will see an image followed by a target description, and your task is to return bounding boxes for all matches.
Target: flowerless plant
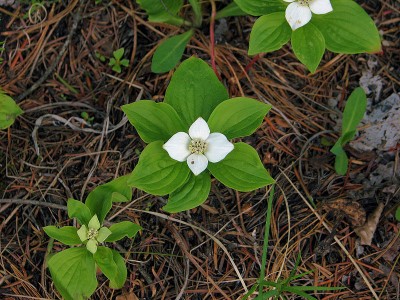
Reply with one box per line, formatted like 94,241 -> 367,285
136,0 -> 202,73
330,87 -> 367,175
109,48 -> 129,73
43,176 -> 141,300
122,57 -> 275,213
222,0 -> 381,72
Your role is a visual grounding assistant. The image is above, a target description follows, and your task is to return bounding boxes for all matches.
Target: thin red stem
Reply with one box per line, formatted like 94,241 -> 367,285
244,54 -> 262,74
209,0 -> 221,81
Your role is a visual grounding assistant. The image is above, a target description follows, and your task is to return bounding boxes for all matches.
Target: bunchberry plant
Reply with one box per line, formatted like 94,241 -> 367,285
109,48 -> 129,73
330,87 -> 367,175
224,0 -> 381,72
0,90 -> 23,129
43,176 -> 141,300
122,57 -> 275,213
137,0 -> 202,73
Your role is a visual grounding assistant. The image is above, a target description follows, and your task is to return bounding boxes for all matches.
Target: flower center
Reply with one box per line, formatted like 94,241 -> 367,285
298,0 -> 310,5
188,138 -> 207,154
87,228 -> 98,240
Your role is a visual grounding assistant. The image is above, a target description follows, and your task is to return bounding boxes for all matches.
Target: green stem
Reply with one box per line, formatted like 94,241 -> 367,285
259,185 -> 275,296
188,0 -> 202,27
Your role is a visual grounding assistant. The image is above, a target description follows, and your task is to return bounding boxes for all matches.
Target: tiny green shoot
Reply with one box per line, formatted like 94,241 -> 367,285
109,48 -> 129,73
331,87 -> 367,175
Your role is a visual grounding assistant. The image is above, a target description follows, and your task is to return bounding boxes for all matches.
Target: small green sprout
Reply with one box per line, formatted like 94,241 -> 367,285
81,111 -> 94,124
109,48 -> 129,73
95,51 -> 106,62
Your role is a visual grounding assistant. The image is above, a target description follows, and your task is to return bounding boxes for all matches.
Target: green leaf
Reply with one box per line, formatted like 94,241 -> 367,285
341,87 -> 367,139
112,64 -> 122,73
109,58 -> 116,66
163,172 -> 211,213
67,198 -> 92,225
234,0 -> 286,16
395,206 -> 400,222
208,143 -> 275,192
333,146 -> 349,176
111,192 -> 130,203
311,0 -> 381,54
43,226 -> 81,245
48,247 -> 97,300
127,141 -> 190,195
113,48 -> 124,60
282,286 -> 318,300
93,247 -> 118,285
85,175 -> 132,224
151,30 -> 193,73
216,2 -> 247,19
291,22 -> 325,73
208,97 -> 271,139
188,0 -> 202,27
330,88 -> 366,175
137,0 -> 184,24
109,249 -> 127,289
120,59 -> 129,67
0,92 -> 24,129
106,221 -> 142,242
254,289 -> 279,299
164,57 -> 229,128
122,101 -> 186,143
248,12 -> 291,55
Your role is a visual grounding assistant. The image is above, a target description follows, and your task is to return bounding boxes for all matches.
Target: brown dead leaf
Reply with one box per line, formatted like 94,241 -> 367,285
319,198 -> 366,227
116,292 -> 139,300
354,203 -> 384,246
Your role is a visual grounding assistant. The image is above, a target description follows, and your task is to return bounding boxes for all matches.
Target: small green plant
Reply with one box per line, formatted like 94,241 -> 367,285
137,0 -> 202,73
218,0 -> 381,72
109,48 -> 129,73
95,50 -> 106,62
243,186 -> 345,299
395,206 -> 400,222
330,87 -> 367,175
0,90 -> 24,129
122,57 -> 274,213
43,176 -> 141,300
81,111 -> 94,124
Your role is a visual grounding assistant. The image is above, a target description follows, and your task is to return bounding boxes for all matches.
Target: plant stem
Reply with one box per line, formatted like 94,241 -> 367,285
209,0 -> 221,81
259,185 -> 275,295
188,0 -> 202,27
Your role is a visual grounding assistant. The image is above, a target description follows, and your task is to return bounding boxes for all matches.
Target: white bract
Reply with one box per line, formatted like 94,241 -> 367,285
77,215 -> 112,254
284,0 -> 333,30
163,117 -> 234,176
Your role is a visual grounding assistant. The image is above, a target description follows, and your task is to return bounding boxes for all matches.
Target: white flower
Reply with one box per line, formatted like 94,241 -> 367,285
284,0 -> 333,30
163,117 -> 234,176
77,215 -> 112,254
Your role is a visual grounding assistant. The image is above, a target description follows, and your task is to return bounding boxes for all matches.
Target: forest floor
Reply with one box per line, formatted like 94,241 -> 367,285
0,0 -> 399,299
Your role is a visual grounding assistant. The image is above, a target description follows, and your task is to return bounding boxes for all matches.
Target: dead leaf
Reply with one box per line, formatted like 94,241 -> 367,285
354,203 -> 384,245
116,292 -> 139,300
319,198 -> 366,227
